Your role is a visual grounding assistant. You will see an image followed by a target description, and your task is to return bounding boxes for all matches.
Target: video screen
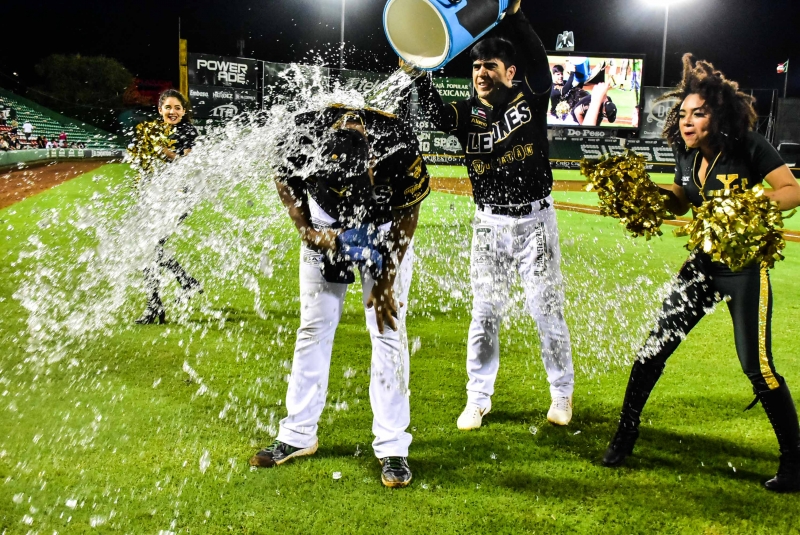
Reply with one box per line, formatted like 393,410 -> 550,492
546,53 -> 644,130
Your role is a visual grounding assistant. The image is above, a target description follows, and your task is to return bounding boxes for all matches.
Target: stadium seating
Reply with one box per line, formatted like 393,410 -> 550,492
0,88 -> 121,150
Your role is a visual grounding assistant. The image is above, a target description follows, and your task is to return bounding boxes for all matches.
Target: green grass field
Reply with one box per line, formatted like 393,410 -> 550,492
1,164 -> 799,533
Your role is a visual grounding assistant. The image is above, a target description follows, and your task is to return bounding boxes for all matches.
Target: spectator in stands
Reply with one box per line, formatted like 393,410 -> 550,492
8,134 -> 21,150
46,138 -> 55,149
77,141 -> 86,149
22,121 -> 34,140
59,131 -> 67,145
0,136 -> 10,151
0,114 -> 6,127
36,136 -> 46,149
10,119 -> 19,136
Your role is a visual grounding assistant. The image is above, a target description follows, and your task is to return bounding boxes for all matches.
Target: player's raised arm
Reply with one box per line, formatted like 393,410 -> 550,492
415,73 -> 461,134
493,1 -> 552,95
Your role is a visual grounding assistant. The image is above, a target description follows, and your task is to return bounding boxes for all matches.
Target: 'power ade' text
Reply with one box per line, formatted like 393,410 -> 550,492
196,60 -> 249,84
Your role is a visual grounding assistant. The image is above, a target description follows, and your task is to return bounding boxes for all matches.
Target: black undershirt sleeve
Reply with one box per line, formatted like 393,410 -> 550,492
492,11 -> 552,96
415,74 -> 460,133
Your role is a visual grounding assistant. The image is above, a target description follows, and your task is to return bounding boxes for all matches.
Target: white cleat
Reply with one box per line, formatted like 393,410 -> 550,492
547,396 -> 573,426
457,402 -> 491,430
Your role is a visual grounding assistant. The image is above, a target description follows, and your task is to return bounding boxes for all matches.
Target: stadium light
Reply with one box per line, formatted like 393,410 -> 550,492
338,0 -> 347,70
643,0 -> 691,87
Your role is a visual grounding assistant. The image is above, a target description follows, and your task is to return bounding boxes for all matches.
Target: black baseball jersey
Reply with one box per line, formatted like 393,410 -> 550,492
169,120 -> 199,156
278,107 -> 431,228
416,11 -> 553,206
673,132 -> 786,208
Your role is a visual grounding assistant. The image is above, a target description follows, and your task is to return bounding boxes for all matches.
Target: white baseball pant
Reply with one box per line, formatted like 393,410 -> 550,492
466,196 -> 574,409
277,202 -> 413,458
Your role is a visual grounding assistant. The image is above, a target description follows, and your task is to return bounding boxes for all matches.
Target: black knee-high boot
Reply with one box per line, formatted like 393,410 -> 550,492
603,357 -> 666,467
759,382 -> 800,493
135,267 -> 166,324
161,258 -> 202,299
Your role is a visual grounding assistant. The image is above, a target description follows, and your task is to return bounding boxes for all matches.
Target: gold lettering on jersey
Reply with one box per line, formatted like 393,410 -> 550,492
473,160 -> 487,175
329,186 -> 349,197
717,174 -> 739,189
494,143 -> 537,167
471,117 -> 488,128
406,157 -> 424,179
404,173 -> 428,196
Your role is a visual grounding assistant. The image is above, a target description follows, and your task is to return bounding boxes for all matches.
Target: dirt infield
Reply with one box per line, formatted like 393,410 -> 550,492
430,177 -> 586,196
2,166 -> 797,243
0,161 -> 108,210
430,176 -> 800,243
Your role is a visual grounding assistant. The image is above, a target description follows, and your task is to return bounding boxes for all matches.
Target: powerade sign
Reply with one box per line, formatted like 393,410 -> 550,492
188,54 -> 258,89
190,87 -> 258,119
188,54 -> 259,119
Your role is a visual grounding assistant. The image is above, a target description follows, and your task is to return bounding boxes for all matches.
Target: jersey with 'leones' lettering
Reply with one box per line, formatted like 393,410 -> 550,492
417,11 -> 553,206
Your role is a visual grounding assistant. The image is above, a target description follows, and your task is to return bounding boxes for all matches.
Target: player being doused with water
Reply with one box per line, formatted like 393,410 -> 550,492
249,105 -> 430,488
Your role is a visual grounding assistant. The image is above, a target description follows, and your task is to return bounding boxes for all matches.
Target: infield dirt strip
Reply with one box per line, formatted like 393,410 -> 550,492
0,161 -> 108,210
429,176 -> 800,243
2,167 -> 797,242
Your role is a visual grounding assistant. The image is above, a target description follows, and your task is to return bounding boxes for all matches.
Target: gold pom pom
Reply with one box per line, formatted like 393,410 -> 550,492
580,150 -> 673,240
555,100 -> 571,117
127,120 -> 175,177
674,186 -> 795,271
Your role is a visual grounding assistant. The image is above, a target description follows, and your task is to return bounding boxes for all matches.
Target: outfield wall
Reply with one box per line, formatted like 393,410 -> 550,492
0,148 -> 125,170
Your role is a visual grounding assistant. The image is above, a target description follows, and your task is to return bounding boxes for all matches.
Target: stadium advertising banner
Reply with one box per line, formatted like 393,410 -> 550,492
189,53 -> 259,119
188,54 -> 259,89
415,78 -> 471,165
263,62 -> 331,109
547,54 -> 644,131
333,69 -> 389,94
548,137 -> 675,172
640,87 -> 680,139
190,86 -> 259,119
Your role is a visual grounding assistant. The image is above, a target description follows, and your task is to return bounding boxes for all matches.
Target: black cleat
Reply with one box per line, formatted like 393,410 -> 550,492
249,439 -> 318,468
602,426 -> 639,467
379,457 -> 412,488
764,456 -> 800,493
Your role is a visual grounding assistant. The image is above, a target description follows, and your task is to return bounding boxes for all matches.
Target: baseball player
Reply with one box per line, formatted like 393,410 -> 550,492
416,0 -> 574,429
249,105 -> 430,488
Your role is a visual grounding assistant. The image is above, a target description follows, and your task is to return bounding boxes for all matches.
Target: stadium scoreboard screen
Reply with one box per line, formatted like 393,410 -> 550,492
546,52 -> 645,131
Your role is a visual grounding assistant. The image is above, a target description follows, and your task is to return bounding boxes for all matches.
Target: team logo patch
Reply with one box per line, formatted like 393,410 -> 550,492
471,107 -> 487,119
531,222 -> 547,276
302,248 -> 322,266
372,185 -> 392,204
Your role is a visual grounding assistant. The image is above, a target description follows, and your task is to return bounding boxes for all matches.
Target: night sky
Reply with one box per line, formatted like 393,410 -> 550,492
1,0 -> 797,97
